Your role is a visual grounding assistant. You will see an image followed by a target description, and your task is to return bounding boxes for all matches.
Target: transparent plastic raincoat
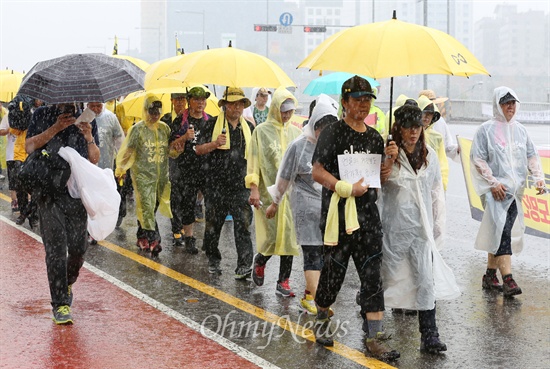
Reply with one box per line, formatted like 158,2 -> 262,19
380,146 -> 460,310
268,94 -> 338,245
470,86 -> 543,254
115,94 -> 172,230
245,87 -> 302,256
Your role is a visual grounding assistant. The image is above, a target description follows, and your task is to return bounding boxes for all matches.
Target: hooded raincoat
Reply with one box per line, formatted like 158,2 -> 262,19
380,146 -> 460,310
267,94 -> 338,245
470,86 -> 543,254
245,87 -> 302,256
115,94 -> 172,231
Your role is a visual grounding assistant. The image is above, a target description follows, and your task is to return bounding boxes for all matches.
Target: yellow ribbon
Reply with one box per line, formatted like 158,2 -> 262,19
211,113 -> 251,159
324,181 -> 360,246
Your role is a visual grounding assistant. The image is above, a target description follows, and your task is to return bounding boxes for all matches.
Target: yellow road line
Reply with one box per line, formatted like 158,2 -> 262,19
99,240 -> 396,369
0,193 -> 395,368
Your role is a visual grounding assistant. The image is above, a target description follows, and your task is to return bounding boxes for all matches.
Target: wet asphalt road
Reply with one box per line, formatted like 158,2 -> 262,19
1,123 -> 548,369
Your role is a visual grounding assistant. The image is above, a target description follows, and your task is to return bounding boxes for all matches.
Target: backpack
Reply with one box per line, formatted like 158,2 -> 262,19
7,95 -> 34,131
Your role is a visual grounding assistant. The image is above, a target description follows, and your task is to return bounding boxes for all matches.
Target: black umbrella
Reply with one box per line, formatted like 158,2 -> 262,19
18,53 -> 145,104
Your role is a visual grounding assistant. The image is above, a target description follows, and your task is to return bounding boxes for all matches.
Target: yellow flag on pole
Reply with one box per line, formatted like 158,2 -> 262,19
176,37 -> 184,56
112,35 -> 118,55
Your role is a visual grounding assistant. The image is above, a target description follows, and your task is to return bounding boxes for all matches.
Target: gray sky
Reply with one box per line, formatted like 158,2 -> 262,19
0,0 -> 548,73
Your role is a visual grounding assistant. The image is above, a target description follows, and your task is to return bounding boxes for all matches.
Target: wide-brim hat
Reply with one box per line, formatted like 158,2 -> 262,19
418,89 -> 448,105
187,86 -> 211,99
218,87 -> 251,108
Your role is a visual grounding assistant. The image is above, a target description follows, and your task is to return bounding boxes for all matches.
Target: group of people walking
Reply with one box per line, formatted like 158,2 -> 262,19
3,73 -> 545,363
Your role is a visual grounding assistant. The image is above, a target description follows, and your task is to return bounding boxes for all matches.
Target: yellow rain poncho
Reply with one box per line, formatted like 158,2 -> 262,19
115,94 -> 172,230
245,87 -> 302,256
418,95 -> 449,191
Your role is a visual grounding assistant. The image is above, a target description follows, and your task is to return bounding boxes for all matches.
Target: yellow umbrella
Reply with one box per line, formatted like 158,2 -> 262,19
144,55 -> 191,90
298,11 -> 490,132
298,12 -> 489,78
0,70 -> 25,102
119,86 -> 220,119
112,55 -> 150,71
159,45 -> 296,88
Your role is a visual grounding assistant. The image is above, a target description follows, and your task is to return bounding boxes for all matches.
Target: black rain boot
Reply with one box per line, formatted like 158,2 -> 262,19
184,236 -> 199,255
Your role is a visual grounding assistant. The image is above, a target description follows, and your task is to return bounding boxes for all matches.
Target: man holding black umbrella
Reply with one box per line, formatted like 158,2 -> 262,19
25,102 -> 99,325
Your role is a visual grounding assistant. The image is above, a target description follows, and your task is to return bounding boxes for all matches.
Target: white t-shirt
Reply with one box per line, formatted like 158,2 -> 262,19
0,114 -> 16,161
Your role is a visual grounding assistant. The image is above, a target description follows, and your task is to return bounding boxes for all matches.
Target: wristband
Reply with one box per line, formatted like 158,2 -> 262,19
87,140 -> 95,145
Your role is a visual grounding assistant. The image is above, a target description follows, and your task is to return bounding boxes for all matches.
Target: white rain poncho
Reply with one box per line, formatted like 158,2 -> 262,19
267,94 -> 338,245
380,146 -> 460,310
470,86 -> 544,254
245,87 -> 302,256
115,93 -> 172,230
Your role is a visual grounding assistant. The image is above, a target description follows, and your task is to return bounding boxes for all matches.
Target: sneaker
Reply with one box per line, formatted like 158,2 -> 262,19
300,294 -> 317,314
482,273 -> 503,291
208,262 -> 222,275
149,240 -> 162,256
88,235 -> 97,245
252,254 -> 265,286
420,332 -> 447,354
184,236 -> 199,255
137,238 -> 149,251
173,233 -> 184,247
502,274 -> 522,297
52,305 -> 73,325
15,214 -> 26,225
276,279 -> 296,297
11,200 -> 19,212
235,268 -> 252,280
68,284 -> 73,307
314,319 -> 334,347
366,334 -> 400,361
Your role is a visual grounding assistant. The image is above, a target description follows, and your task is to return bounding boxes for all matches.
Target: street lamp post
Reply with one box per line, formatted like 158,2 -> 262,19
175,10 -> 205,50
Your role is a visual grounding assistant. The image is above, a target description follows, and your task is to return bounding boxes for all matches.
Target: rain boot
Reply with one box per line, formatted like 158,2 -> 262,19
184,236 -> 199,254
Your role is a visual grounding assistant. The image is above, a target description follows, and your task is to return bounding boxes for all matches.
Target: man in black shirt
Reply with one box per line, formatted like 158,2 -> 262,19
165,87 -> 210,254
26,103 -> 100,325
311,76 -> 399,361
196,87 -> 254,279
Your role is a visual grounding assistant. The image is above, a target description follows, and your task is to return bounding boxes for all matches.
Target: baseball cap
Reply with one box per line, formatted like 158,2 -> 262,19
341,75 -> 376,99
499,92 -> 519,105
394,105 -> 423,128
256,87 -> 270,97
187,86 -> 211,99
147,100 -> 162,115
280,98 -> 296,113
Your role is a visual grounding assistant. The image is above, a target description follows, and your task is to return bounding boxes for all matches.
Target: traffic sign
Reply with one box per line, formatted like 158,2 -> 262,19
279,12 -> 293,26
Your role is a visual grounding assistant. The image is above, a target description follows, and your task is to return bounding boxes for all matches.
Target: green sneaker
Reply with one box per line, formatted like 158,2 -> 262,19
52,305 -> 73,325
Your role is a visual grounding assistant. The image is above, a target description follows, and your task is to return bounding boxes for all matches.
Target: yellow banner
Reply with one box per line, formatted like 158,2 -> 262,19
458,136 -> 550,239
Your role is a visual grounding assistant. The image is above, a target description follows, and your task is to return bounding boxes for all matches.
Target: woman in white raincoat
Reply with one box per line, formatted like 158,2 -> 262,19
470,86 -> 544,297
115,94 -> 173,255
266,94 -> 338,313
246,87 -> 302,297
380,105 -> 460,354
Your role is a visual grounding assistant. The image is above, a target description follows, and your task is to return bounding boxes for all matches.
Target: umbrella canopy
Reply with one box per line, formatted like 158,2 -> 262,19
303,72 -> 380,96
144,55 -> 192,91
119,86 -> 220,119
111,55 -> 150,71
0,70 -> 25,103
160,45 -> 296,88
18,53 -> 145,104
298,13 -> 489,79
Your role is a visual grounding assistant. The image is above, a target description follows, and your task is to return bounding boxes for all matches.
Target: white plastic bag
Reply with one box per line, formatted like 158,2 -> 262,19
58,147 -> 121,240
